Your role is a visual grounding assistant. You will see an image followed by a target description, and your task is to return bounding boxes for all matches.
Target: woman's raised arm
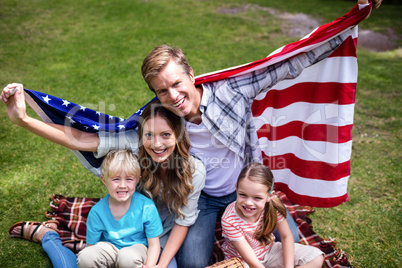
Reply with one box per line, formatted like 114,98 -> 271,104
2,83 -> 100,151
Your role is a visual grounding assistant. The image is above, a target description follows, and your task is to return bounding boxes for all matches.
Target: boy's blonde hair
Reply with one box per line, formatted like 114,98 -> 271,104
101,149 -> 141,180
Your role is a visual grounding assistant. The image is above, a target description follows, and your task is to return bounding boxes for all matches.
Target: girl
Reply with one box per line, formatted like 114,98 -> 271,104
221,163 -> 324,268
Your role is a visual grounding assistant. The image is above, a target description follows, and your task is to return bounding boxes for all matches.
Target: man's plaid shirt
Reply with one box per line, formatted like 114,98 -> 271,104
199,32 -> 346,164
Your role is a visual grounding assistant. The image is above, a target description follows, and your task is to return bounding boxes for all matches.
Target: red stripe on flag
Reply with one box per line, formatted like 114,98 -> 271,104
274,182 -> 349,207
251,82 -> 356,114
257,122 -> 353,143
329,36 -> 357,58
262,153 -> 351,181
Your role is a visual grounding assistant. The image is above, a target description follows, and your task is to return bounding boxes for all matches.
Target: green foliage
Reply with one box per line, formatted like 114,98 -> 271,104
0,0 -> 400,267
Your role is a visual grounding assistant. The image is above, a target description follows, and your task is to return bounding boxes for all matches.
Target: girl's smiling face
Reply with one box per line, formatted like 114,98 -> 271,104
235,177 -> 271,223
142,115 -> 176,163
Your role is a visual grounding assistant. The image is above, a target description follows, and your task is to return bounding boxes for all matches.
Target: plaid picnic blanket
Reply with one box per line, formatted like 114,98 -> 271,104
46,192 -> 353,267
45,195 -> 101,241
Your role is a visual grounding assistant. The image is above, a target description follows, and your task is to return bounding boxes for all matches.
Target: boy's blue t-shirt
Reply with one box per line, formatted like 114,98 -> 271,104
86,191 -> 163,249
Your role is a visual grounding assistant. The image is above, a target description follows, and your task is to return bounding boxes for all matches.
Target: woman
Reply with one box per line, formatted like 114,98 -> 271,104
137,101 -> 206,267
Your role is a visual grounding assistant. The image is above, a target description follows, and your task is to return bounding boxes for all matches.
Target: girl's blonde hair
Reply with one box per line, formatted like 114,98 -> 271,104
101,149 -> 141,180
237,162 -> 287,246
138,100 -> 194,219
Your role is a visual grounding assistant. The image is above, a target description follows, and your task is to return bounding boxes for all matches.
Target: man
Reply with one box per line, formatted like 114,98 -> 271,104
132,3 -> 382,266
140,44 -> 306,267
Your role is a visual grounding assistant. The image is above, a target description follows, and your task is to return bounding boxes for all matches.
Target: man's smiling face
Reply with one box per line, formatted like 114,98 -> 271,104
150,60 -> 201,122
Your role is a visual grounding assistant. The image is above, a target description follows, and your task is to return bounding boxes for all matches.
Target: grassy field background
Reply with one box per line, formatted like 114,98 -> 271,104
0,0 -> 400,267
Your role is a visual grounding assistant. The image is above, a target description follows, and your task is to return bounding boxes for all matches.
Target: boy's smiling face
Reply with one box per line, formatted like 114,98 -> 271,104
102,171 -> 139,205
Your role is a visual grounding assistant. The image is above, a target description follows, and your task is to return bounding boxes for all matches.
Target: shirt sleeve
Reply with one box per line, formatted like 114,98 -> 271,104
86,204 -> 103,245
277,210 -> 285,223
95,129 -> 139,158
174,156 -> 206,226
143,200 -> 163,239
221,205 -> 244,242
225,32 -> 347,100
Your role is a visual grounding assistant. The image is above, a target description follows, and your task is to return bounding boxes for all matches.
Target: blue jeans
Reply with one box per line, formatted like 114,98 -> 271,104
273,209 -> 300,243
176,191 -> 299,268
177,191 -> 236,268
41,231 -> 78,268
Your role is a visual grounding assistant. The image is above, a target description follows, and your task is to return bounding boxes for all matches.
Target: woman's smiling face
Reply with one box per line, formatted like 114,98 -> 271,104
142,115 -> 176,163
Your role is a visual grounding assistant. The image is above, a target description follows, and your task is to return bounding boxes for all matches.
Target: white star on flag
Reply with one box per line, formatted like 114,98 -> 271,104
66,116 -> 76,124
92,125 -> 100,130
118,125 -> 125,130
62,100 -> 70,107
42,95 -> 51,103
80,106 -> 86,112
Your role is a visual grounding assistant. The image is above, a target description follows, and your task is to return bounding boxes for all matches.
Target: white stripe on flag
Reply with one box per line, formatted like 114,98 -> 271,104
259,137 -> 352,164
273,169 -> 349,198
253,103 -> 355,129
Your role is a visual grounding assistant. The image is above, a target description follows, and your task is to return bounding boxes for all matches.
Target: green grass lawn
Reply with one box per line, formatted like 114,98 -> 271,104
0,0 -> 401,267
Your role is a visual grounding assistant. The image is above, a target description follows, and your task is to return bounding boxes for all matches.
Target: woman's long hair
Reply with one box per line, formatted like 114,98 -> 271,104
138,100 -> 194,219
237,163 -> 287,246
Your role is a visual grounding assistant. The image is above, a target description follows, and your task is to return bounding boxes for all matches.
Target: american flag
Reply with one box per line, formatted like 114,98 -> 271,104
24,3 -> 372,208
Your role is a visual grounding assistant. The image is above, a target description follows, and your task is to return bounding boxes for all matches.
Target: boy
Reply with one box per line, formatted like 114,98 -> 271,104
77,149 -> 163,268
